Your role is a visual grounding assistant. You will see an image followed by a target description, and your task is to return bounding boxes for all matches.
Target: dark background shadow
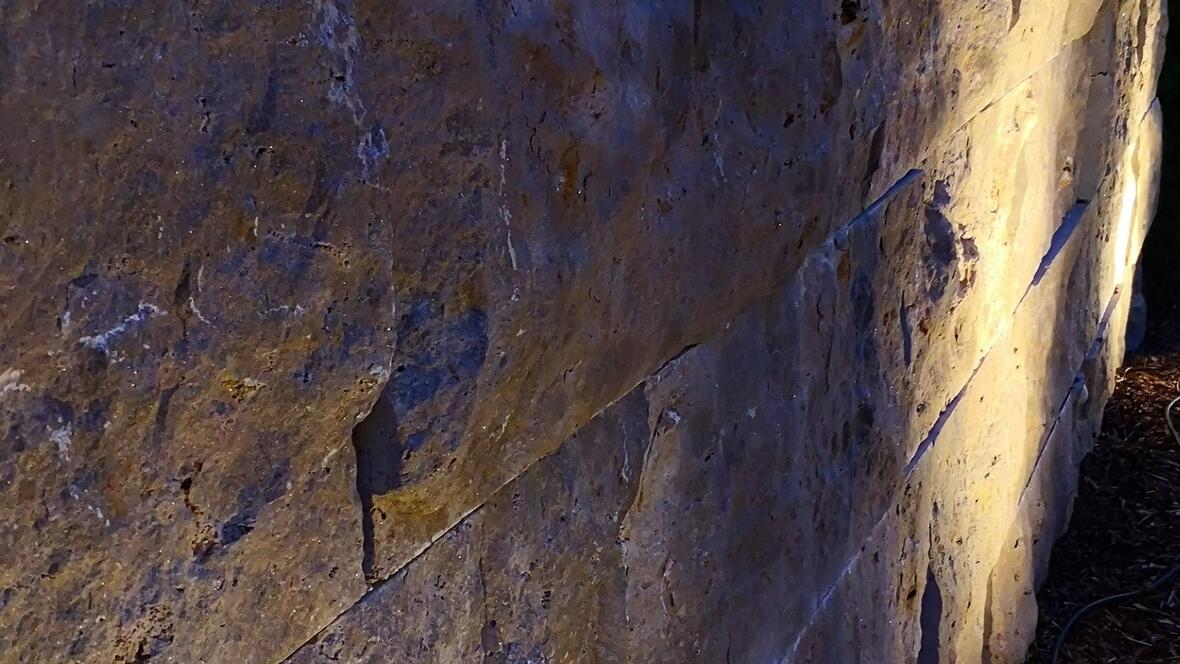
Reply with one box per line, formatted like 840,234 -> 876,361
1139,4 -> 1179,343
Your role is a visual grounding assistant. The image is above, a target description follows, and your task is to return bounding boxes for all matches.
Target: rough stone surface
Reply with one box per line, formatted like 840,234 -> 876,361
0,0 -> 1165,662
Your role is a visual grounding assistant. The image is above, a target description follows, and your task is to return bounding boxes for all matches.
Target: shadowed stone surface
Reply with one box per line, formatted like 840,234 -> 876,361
0,0 -> 1165,662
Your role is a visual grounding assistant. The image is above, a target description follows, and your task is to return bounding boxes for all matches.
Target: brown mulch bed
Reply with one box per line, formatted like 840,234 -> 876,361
1028,306 -> 1180,663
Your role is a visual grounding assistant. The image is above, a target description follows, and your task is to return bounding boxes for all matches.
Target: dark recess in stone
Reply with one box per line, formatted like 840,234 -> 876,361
923,206 -> 957,302
863,119 -> 887,202
901,299 -> 914,367
653,343 -> 700,375
840,0 -> 862,25
349,303 -> 490,580
918,566 -> 944,664
351,389 -> 402,581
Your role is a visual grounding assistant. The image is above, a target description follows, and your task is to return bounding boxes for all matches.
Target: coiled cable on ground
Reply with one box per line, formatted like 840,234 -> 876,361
1050,395 -> 1180,663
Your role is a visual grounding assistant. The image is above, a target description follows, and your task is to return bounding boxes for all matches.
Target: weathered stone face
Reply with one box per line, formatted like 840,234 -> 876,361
0,0 -> 1164,662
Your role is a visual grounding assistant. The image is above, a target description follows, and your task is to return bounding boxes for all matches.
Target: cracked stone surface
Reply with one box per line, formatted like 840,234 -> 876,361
0,0 -> 1165,662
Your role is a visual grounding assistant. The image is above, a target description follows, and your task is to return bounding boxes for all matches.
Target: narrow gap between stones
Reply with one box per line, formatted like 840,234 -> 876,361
303,37 -> 1126,659
907,201 -> 1096,475
1029,201 -> 1090,288
1018,291 -> 1124,507
310,163 -> 931,663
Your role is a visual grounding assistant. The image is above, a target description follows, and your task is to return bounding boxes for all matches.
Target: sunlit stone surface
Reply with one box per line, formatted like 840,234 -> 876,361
0,0 -> 1164,662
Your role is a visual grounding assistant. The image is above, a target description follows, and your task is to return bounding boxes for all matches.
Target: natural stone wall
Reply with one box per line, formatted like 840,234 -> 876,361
0,1 -> 1164,662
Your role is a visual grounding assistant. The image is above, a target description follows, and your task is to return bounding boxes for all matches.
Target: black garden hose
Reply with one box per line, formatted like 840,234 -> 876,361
1049,395 -> 1180,663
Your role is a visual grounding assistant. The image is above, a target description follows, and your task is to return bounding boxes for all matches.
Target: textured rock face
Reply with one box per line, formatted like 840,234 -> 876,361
0,1 -> 1164,663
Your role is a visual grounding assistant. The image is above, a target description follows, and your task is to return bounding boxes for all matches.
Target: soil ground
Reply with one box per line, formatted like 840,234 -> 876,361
1027,306 -> 1180,662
